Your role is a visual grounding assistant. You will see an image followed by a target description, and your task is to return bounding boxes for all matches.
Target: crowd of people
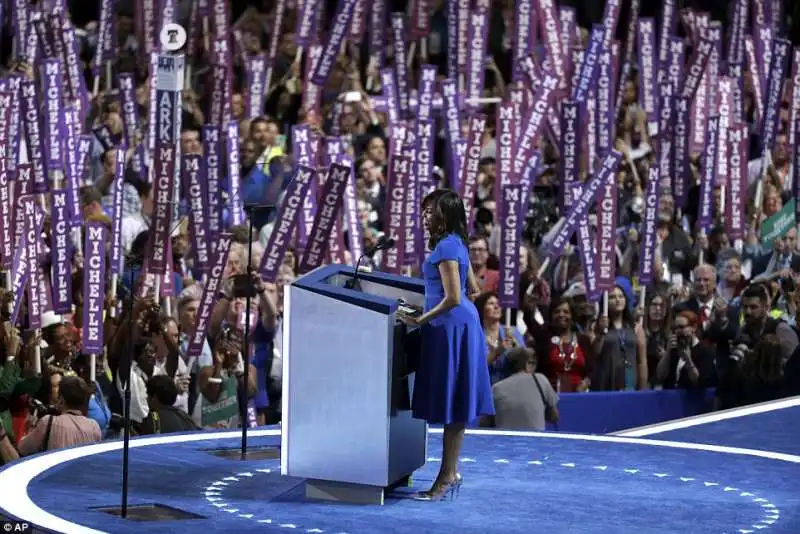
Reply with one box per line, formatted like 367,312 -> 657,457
2,0 -> 800,468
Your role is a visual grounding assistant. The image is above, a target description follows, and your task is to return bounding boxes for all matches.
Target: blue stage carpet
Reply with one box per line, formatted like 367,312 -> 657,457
5,429 -> 799,534
648,406 -> 800,457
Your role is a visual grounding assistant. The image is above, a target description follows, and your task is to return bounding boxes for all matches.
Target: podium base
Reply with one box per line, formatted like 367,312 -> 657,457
305,475 -> 411,505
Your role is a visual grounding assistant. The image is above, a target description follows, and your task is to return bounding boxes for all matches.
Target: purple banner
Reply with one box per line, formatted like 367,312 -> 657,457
446,0 -> 459,80
458,115 -> 487,227
546,151 -> 622,259
380,68 -> 401,126
595,173 -> 618,291
310,0 -> 358,87
390,14 -> 410,117
109,147 -> 126,275
292,125 -> 316,249
260,165 -> 315,281
186,234 -> 233,359
20,81 -> 48,194
246,56 -> 266,119
636,18 -> 658,130
9,197 -> 42,327
203,125 -> 222,246
498,185 -> 523,308
456,0 -> 470,81
754,24 -> 773,101
513,0 -> 535,83
559,101 -> 581,208
295,0 -> 319,48
63,109 -> 83,224
665,37 -> 685,94
638,166 -> 661,286
744,37 -> 765,128
727,124 -> 748,241
571,26 -> 603,103
465,1 -> 490,107
41,59 -> 65,173
300,164 -> 349,273
226,122 -> 245,225
697,116 -> 719,232
0,92 -> 12,269
496,102 -> 516,194
596,45 -> 617,158
7,76 -> 22,174
21,197 -> 41,329
681,38 -> 714,99
512,72 -> 559,179
340,160 -> 363,264
182,155 -> 211,277
535,0 -> 567,92
382,152 -> 408,273
441,79 -> 461,186
369,0 -> 387,71
657,84 -> 675,191
401,127 -> 420,266
716,78 -> 733,187
50,191 -> 72,314
150,89 -> 180,275
759,38 -> 791,156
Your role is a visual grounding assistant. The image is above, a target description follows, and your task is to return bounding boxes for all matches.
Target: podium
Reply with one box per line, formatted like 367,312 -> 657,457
281,264 -> 427,505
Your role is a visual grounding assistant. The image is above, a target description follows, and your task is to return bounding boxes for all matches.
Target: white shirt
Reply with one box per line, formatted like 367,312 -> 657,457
153,356 -> 190,414
121,212 -> 149,254
116,362 -> 149,423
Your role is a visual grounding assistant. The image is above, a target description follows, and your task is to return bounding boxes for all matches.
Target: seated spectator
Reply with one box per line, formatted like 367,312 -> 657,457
483,347 -> 559,430
18,376 -> 102,455
138,376 -> 200,435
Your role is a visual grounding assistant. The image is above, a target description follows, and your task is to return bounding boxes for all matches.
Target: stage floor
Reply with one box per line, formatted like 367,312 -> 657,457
1,398 -> 799,534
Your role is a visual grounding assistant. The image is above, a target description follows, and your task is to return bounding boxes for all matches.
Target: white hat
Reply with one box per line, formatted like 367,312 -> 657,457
41,311 -> 64,329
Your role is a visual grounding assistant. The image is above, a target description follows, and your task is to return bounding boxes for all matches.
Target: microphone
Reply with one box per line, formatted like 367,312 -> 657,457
346,236 -> 396,290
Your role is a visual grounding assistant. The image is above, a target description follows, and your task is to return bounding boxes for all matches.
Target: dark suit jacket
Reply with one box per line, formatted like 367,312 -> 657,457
751,252 -> 800,279
662,343 -> 718,390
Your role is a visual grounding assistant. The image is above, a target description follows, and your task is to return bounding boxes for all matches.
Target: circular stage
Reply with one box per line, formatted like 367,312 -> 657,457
0,428 -> 798,533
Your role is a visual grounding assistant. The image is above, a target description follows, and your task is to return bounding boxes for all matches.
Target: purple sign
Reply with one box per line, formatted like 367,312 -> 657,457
82,222 -> 107,353
150,89 -> 180,274
458,115 -> 487,226
310,0 -> 358,87
50,190 -> 73,314
261,165 -> 315,281
22,197 -> 41,329
498,185 -> 523,308
109,147 -> 126,275
41,59 -> 65,173
226,122 -> 245,225
20,81 -> 48,194
381,154 -> 409,274
697,116 -> 719,232
727,124 -> 748,241
546,151 -> 622,259
182,155 -> 211,277
203,125 -> 222,246
638,166 -> 661,286
186,234 -> 233,359
300,164 -> 350,273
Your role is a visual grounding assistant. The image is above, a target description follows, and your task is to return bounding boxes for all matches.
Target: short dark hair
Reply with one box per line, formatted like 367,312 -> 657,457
79,185 -> 103,207
742,284 -> 769,304
424,189 -> 468,248
147,375 -> 178,407
506,347 -> 536,374
59,376 -> 92,411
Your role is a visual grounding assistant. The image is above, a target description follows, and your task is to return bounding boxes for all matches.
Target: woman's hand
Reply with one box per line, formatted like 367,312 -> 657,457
397,312 -> 420,326
577,378 -> 590,392
595,315 -> 609,334
667,334 -> 678,352
501,335 -> 515,350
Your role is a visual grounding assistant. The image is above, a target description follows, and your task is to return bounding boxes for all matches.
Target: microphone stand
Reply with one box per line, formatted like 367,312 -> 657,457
120,268 -> 135,518
241,203 -> 273,460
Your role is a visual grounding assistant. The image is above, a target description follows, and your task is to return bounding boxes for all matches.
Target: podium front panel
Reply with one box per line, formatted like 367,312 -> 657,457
281,285 -> 394,486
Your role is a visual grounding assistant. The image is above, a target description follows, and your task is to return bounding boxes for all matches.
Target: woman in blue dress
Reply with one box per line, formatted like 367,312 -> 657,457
399,189 -> 495,501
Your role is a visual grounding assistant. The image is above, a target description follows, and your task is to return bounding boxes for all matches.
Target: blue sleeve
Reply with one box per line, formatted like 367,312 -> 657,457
173,272 -> 184,294
428,236 -> 462,265
513,329 -> 525,346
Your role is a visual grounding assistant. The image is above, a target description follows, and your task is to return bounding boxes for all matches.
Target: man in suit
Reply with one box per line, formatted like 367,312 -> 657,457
751,229 -> 800,279
675,264 -> 719,333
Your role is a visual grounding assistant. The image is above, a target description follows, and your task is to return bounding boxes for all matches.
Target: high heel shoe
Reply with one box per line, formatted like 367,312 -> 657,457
412,473 -> 463,501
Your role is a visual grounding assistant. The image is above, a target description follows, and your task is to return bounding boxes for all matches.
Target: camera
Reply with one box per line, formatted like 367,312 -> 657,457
28,397 -> 59,419
781,276 -> 796,293
142,305 -> 162,335
677,335 -> 691,351
730,334 -> 753,363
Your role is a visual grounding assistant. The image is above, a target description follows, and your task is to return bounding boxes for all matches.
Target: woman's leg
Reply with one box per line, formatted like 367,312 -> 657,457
440,422 -> 465,482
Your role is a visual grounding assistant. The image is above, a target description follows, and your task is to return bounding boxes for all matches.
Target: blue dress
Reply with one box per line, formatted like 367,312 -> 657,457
412,234 -> 495,425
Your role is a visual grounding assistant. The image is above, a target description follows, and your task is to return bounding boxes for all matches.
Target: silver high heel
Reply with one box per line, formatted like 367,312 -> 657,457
412,473 -> 463,501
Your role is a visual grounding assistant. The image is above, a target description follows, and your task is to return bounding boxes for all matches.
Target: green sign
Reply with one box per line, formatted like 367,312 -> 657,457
760,198 -> 796,249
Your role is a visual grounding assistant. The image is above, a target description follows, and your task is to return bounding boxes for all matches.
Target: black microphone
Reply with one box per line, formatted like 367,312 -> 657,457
347,236 -> 396,290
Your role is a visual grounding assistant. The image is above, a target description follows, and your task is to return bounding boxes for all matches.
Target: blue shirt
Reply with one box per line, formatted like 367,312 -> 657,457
88,382 -> 111,436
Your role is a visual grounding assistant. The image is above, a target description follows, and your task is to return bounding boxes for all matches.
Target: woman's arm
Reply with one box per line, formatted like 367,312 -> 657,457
198,364 -> 223,404
417,261 -> 462,324
467,263 -> 481,299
